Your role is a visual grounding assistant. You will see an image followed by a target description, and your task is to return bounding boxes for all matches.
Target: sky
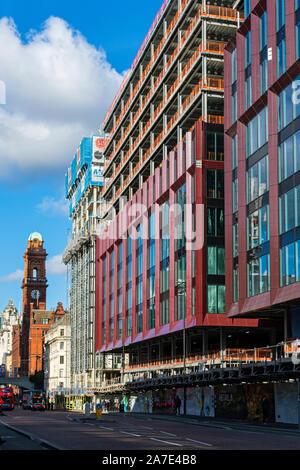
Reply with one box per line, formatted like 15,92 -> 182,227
0,0 -> 164,312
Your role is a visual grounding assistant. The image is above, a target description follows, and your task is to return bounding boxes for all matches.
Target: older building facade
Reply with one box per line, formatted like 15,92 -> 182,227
0,300 -> 19,368
44,313 -> 71,407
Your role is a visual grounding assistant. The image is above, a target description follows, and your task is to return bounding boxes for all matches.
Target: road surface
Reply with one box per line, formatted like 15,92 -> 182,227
1,409 -> 300,451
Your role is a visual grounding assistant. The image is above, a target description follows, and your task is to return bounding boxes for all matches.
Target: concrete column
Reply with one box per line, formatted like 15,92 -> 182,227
163,145 -> 168,159
177,126 -> 182,142
178,93 -> 182,114
202,56 -> 207,86
163,20 -> 167,36
163,114 -> 168,129
150,132 -> 155,147
202,19 -> 206,50
163,83 -> 168,101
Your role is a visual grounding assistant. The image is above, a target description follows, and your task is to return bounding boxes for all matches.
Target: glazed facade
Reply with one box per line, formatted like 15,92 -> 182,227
224,0 -> 300,335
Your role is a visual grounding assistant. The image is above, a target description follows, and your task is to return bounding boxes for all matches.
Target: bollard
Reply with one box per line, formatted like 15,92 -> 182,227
96,403 -> 102,419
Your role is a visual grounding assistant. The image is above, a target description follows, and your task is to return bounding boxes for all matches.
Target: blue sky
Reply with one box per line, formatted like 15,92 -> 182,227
0,0 -> 164,312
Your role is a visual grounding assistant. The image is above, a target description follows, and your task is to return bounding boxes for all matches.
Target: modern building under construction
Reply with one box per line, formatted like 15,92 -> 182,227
93,0 -> 280,412
63,135 -> 122,404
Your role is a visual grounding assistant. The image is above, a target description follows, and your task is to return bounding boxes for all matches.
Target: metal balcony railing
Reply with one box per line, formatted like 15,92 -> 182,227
102,74 -> 223,210
103,38 -> 226,175
103,2 -> 242,147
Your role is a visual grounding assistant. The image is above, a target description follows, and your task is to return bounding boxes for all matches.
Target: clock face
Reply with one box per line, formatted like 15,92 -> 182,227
31,289 -> 40,300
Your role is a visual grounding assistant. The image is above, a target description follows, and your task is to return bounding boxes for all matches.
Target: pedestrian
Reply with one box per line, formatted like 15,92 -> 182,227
261,395 -> 270,424
175,395 -> 181,416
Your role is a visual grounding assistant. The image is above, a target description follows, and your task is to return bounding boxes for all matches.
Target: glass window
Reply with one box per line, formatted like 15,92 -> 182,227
279,184 -> 300,233
207,170 -> 224,199
207,246 -> 225,275
245,70 -> 252,110
278,130 -> 300,181
207,284 -> 225,313
232,134 -> 238,170
247,205 -> 269,249
260,10 -> 268,94
233,266 -> 239,302
260,10 -> 267,50
207,132 -> 224,161
248,254 -> 270,296
246,107 -> 268,157
276,0 -> 285,31
244,0 -> 251,19
231,48 -> 237,123
245,31 -> 251,67
281,241 -> 299,286
207,207 -> 224,237
233,178 -> 238,213
233,223 -> 239,257
278,75 -> 300,130
277,33 -> 286,78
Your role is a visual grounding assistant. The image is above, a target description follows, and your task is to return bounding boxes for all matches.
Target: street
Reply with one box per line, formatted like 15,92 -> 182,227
1,409 -> 300,451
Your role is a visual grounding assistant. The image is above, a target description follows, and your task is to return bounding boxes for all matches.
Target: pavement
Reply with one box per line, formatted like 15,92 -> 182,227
0,410 -> 59,450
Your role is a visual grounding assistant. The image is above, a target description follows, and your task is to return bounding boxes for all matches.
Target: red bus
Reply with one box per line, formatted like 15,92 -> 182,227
0,387 -> 14,410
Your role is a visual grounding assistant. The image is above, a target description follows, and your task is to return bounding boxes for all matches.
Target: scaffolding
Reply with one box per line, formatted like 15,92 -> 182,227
90,340 -> 300,394
101,0 -> 242,219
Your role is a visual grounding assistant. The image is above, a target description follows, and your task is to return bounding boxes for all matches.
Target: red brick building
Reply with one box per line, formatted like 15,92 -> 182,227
29,302 -> 65,376
12,233 -> 65,377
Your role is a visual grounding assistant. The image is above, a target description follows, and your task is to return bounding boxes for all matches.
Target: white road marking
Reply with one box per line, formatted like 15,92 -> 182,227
185,438 -> 213,447
98,426 -> 114,431
150,437 -> 183,447
160,431 -> 177,437
120,431 -> 141,437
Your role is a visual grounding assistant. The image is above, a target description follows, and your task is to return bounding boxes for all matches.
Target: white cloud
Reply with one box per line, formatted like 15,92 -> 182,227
36,195 -> 68,216
0,269 -> 23,282
0,254 -> 67,283
0,16 -> 124,179
47,254 -> 66,276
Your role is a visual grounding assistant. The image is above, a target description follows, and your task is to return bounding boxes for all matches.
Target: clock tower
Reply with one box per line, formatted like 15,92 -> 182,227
20,232 -> 48,373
